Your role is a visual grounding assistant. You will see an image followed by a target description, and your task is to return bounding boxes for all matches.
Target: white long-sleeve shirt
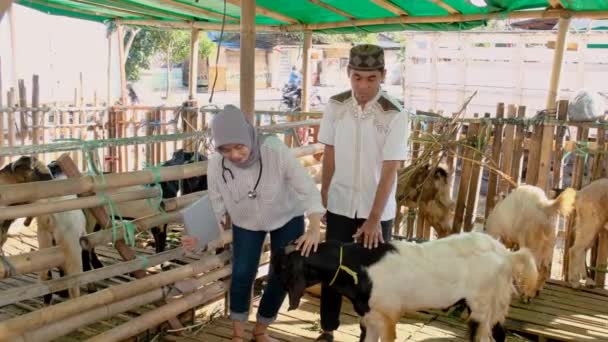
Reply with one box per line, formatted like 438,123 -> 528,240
207,135 -> 324,231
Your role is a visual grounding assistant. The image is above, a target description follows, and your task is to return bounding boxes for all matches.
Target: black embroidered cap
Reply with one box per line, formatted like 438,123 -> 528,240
348,44 -> 385,71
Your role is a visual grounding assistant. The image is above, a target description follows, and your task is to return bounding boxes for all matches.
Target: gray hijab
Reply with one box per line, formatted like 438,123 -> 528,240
211,104 -> 261,168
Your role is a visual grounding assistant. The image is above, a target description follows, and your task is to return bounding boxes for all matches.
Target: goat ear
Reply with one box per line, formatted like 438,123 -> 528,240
11,156 -> 33,173
285,254 -> 307,311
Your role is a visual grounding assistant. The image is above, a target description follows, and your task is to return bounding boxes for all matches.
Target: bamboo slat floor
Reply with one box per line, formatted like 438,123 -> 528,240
190,294 -> 531,342
186,280 -> 608,342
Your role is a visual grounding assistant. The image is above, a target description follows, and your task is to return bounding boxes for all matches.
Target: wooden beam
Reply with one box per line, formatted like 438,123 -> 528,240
369,0 -> 408,16
301,30 -> 313,112
548,0 -> 565,8
281,9 -> 608,31
98,0 -> 199,21
69,0 -> 157,19
27,0 -> 119,20
305,0 -> 355,20
224,0 -> 298,24
429,0 -> 459,14
116,19 -> 280,32
156,0 -> 240,22
240,0 -> 256,121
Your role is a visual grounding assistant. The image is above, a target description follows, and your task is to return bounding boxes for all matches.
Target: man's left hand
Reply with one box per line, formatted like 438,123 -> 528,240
353,219 -> 384,249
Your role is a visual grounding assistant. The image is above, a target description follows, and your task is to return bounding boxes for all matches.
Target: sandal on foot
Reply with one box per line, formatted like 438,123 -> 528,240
315,332 -> 334,342
251,332 -> 279,342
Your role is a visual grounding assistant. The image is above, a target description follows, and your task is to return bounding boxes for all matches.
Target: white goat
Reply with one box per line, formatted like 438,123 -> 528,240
568,178 -> 608,288
274,232 -> 538,342
29,161 -> 87,304
484,184 -> 576,298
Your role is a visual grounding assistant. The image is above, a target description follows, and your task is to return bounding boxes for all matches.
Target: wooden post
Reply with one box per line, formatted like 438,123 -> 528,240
525,122 -> 543,186
546,17 -> 571,111
240,0 -> 256,122
301,30 -> 313,112
17,79 -> 27,143
552,100 -> 569,190
0,57 -> 3,167
189,28 -> 200,100
32,75 -> 40,158
107,31 -> 112,106
7,88 -> 15,163
453,120 -> 478,234
591,127 -> 607,285
485,103 -> 504,218
510,105 -> 527,190
563,126 -> 588,279
536,106 -> 557,192
463,116 -> 486,232
499,104 -> 517,195
117,24 -> 128,105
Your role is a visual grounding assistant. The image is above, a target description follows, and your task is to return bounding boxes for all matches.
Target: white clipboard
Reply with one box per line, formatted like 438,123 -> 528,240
179,193 -> 221,252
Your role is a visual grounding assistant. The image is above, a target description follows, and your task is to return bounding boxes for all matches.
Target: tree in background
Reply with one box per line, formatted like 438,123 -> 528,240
123,27 -> 216,98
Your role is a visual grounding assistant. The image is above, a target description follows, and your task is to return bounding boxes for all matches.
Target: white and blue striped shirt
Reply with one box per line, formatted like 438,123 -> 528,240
207,135 -> 324,232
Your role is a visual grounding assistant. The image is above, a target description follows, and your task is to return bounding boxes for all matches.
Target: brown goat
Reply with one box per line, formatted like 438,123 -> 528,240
0,156 -> 54,254
567,178 -> 608,288
396,163 -> 455,238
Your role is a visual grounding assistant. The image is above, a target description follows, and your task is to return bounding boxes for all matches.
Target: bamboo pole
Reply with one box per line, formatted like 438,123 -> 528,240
301,30 -> 312,112
240,0 -> 256,122
0,251 -> 231,341
545,17 -> 571,111
0,144 -> 322,205
19,268 -> 232,342
87,281 -> 228,342
452,121 -> 477,233
189,28 -> 200,100
0,248 -> 186,307
0,191 -> 205,279
57,154 -> 148,279
0,187 -> 160,221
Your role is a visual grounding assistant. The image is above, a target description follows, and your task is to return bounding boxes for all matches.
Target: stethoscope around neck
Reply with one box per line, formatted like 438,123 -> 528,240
221,157 -> 263,199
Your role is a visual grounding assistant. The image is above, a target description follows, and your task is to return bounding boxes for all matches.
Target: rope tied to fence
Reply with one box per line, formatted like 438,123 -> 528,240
53,137 -> 139,247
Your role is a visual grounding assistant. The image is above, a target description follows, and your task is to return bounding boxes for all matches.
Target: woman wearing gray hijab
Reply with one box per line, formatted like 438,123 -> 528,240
182,105 -> 323,342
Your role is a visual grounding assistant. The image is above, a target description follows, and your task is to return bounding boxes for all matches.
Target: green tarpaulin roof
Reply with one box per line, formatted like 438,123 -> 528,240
14,0 -> 608,33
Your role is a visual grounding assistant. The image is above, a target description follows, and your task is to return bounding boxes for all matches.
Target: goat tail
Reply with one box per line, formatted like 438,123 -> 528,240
545,187 -> 576,217
508,248 -> 539,297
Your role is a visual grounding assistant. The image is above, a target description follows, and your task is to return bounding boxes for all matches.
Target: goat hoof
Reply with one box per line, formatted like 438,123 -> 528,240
585,278 -> 597,287
520,296 -> 531,304
87,283 -> 98,293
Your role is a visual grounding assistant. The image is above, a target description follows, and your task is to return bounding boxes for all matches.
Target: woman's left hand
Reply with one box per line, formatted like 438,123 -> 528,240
296,212 -> 322,257
295,228 -> 320,257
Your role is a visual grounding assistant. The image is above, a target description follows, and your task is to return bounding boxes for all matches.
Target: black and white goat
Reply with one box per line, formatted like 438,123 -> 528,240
273,232 -> 538,342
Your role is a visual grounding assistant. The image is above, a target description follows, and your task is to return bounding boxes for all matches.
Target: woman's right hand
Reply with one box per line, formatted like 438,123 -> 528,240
181,235 -> 199,251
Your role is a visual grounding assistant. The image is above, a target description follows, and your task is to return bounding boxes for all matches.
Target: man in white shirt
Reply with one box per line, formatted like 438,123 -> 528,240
316,44 -> 410,342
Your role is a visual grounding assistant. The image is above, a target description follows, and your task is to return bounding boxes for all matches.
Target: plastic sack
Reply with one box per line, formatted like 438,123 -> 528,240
568,89 -> 605,122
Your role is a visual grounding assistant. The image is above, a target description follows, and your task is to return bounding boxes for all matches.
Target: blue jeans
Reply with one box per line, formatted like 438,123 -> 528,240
230,215 -> 305,324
